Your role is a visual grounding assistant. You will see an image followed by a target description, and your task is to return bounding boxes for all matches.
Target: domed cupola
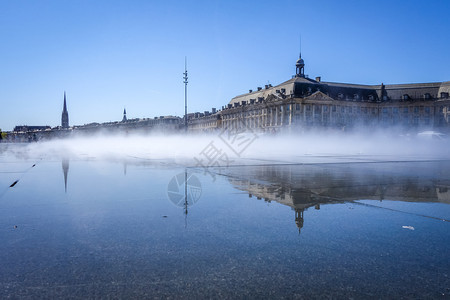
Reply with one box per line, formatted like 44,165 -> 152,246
295,53 -> 305,77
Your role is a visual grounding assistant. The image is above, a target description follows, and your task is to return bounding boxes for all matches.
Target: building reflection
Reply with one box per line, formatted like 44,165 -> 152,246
227,162 -> 450,233
62,158 -> 69,193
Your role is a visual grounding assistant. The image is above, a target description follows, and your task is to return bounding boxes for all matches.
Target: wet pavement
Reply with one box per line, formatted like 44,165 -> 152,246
0,144 -> 449,298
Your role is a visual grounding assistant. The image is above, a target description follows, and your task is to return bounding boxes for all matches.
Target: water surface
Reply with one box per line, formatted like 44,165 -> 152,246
0,145 -> 449,298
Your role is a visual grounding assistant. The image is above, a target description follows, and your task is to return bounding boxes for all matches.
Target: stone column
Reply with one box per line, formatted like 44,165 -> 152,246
275,106 -> 279,126
289,104 -> 293,126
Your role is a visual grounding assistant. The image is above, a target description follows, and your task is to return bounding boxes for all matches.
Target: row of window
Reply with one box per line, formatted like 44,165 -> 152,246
223,104 -> 437,117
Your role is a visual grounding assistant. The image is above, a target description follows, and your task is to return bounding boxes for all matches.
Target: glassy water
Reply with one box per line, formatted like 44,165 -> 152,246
0,145 -> 449,298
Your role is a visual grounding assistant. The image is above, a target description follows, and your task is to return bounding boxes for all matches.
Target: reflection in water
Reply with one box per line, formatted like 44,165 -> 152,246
167,169 -> 202,225
2,156 -> 449,298
62,159 -> 69,193
224,162 -> 450,232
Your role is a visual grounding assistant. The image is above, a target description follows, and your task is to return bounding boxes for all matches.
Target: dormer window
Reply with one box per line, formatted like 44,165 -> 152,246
424,93 -> 431,100
402,94 -> 409,100
338,93 -> 344,99
383,95 -> 388,101
441,92 -> 449,98
354,94 -> 359,101
281,88 -> 286,94
368,95 -> 374,101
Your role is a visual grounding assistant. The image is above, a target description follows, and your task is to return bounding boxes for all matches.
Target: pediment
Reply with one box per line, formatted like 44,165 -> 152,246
304,91 -> 334,101
265,94 -> 278,102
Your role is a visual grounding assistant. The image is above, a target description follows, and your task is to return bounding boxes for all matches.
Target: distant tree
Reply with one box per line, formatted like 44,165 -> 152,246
0,129 -> 6,140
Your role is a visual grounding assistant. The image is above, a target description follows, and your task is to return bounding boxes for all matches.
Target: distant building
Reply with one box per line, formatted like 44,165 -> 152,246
190,54 -> 450,133
61,91 -> 69,128
13,125 -> 51,132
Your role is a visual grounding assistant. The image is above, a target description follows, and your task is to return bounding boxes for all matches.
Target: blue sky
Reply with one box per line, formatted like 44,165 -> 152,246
1,0 -> 449,131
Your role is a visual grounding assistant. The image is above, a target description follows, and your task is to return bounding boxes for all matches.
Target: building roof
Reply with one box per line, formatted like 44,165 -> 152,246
229,74 -> 448,105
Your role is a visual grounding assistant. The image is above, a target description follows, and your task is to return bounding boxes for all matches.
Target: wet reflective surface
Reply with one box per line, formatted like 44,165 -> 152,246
0,145 -> 449,298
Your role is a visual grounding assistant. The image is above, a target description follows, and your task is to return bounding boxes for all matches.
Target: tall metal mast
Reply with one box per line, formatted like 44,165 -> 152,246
183,57 -> 188,132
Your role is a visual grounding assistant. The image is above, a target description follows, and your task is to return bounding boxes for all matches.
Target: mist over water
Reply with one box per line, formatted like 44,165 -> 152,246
2,131 -> 448,164
1,132 -> 450,299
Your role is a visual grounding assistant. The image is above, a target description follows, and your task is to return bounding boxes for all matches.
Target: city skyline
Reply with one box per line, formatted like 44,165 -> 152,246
1,0 -> 450,131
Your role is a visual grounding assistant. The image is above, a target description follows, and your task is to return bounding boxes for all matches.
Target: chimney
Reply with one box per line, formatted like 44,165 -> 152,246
212,107 -> 216,114
228,104 -> 232,109
249,89 -> 253,93
315,76 -> 321,82
257,87 -> 262,91
265,85 -> 269,89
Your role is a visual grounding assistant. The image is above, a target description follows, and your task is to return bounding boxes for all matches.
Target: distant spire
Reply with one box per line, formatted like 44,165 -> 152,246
61,91 -> 69,128
122,107 -> 127,122
63,91 -> 67,111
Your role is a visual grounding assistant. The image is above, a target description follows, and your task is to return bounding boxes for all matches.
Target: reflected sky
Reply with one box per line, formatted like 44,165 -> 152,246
0,146 -> 449,298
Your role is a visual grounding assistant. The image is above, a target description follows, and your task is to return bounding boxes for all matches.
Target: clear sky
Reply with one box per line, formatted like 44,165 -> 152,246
1,0 -> 449,131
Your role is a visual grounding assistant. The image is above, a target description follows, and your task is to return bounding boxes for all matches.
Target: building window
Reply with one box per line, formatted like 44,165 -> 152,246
393,107 -> 399,114
296,104 -> 300,110
382,107 -> 388,114
314,105 -> 320,113
323,105 -> 328,112
425,107 -> 430,114
403,107 -> 408,113
414,107 -> 419,113
403,94 -> 409,100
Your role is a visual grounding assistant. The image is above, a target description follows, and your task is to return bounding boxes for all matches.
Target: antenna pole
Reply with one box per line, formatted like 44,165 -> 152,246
299,34 -> 302,58
183,57 -> 188,133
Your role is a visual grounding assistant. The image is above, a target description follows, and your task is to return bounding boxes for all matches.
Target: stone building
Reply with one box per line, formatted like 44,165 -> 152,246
187,108 -> 221,133
191,54 -> 450,133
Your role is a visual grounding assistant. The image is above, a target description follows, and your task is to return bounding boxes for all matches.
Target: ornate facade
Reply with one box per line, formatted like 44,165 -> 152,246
190,55 -> 450,133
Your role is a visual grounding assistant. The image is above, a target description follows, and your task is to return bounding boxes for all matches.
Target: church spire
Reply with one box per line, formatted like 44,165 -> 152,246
122,108 -> 127,122
61,91 -> 69,128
